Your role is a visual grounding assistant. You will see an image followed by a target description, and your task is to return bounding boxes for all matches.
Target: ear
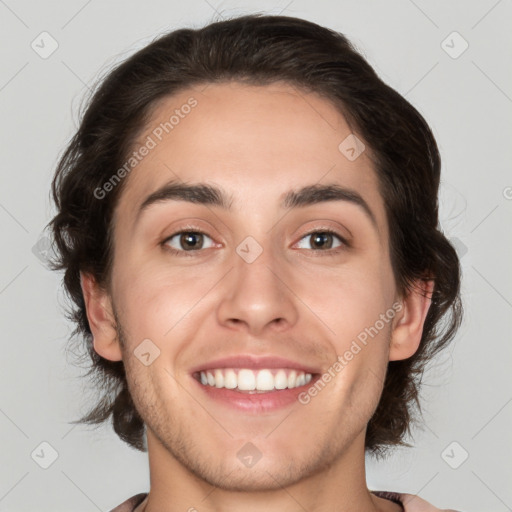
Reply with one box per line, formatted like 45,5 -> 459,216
389,279 -> 434,361
80,272 -> 123,361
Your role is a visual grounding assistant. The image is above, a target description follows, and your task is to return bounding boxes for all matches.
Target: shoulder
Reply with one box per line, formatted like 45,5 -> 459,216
372,490 -> 462,512
109,492 -> 148,512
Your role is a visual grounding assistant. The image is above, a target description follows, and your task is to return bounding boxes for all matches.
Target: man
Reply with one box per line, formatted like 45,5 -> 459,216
48,14 -> 463,512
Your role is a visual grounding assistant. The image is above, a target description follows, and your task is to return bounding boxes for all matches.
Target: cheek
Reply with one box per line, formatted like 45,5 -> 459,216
113,260 -> 221,346
327,322 -> 392,417
297,266 -> 395,391
306,267 -> 393,340
112,262 -> 176,340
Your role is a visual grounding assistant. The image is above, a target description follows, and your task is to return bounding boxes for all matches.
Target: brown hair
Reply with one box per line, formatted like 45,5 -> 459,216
48,13 -> 462,456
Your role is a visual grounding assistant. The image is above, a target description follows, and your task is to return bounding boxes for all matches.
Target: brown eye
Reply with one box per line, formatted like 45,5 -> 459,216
310,232 -> 333,249
180,232 -> 204,250
164,231 -> 214,252
295,230 -> 346,251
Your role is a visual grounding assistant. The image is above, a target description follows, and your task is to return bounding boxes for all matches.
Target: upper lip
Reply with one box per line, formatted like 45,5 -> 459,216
190,355 -> 321,375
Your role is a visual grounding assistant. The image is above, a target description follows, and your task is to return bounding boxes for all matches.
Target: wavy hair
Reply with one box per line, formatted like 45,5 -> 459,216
48,13 -> 463,456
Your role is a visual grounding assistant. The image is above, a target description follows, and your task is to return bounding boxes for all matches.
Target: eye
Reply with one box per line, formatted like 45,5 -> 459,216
163,231 -> 215,252
161,228 -> 348,256
295,230 -> 347,251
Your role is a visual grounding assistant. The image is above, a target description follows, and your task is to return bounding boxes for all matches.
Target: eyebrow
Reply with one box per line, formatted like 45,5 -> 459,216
135,180 -> 378,230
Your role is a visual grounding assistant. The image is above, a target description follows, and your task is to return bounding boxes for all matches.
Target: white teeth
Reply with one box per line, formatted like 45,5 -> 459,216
237,369 -> 256,390
274,369 -> 288,390
256,369 -> 274,391
224,369 -> 237,389
288,370 -> 297,389
198,368 -> 313,392
214,369 -> 224,388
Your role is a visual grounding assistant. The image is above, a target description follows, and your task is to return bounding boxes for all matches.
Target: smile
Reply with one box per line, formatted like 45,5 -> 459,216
195,368 -> 314,393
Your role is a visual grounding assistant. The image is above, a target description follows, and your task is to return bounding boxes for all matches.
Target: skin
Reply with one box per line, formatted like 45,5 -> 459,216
81,81 -> 433,512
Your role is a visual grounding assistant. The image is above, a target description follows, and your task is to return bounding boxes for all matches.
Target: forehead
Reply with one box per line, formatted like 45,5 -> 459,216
114,81 -> 386,234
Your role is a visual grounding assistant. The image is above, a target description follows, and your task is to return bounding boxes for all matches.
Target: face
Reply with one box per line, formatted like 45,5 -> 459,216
90,81 -> 415,491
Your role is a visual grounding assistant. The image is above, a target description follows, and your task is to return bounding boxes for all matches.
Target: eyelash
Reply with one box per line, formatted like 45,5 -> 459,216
161,227 -> 349,257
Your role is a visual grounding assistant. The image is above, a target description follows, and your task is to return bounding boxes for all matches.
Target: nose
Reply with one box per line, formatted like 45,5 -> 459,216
216,248 -> 299,336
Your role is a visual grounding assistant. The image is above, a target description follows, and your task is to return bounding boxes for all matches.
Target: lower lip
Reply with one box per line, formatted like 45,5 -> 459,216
192,374 -> 318,413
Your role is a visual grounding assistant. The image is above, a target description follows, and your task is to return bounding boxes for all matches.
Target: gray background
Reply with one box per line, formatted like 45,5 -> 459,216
0,1 -> 511,511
